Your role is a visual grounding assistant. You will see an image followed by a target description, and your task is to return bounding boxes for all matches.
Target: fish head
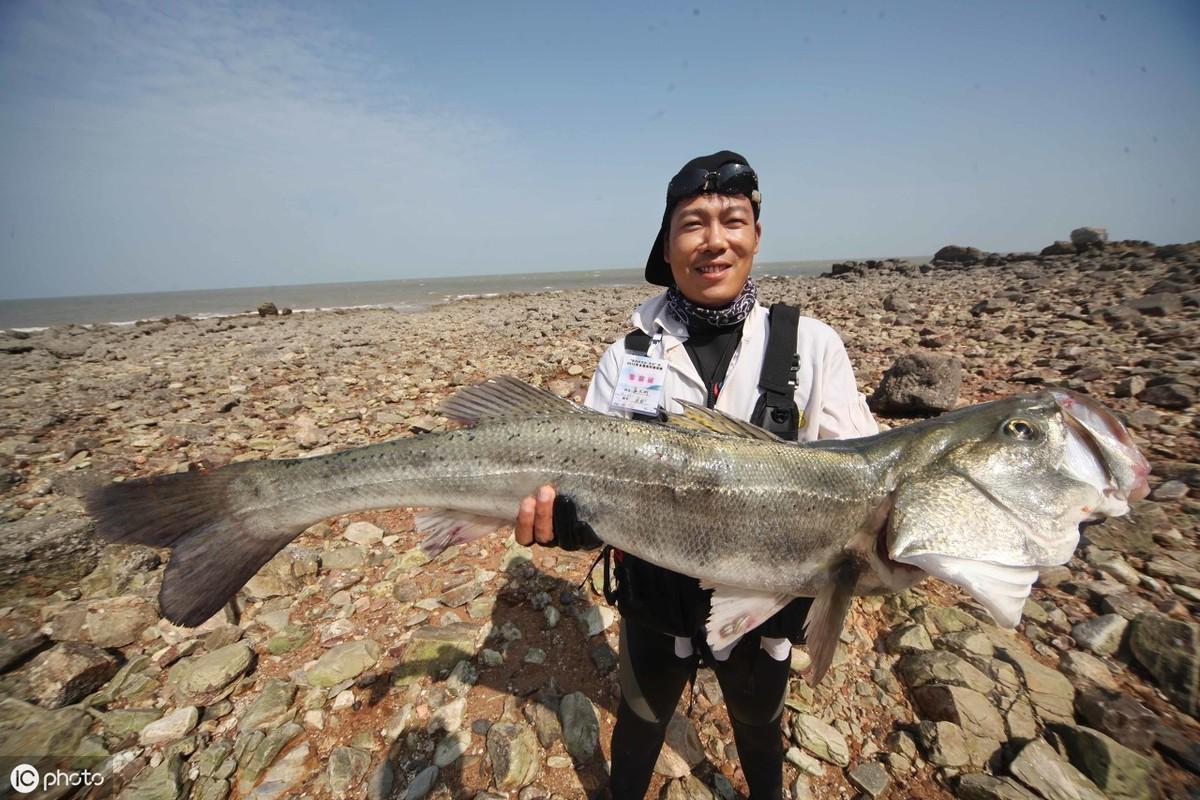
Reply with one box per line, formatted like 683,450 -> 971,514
885,390 -> 1150,628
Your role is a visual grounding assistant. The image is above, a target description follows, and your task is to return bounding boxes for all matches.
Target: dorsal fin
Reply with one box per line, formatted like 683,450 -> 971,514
440,376 -> 586,426
664,401 -> 784,442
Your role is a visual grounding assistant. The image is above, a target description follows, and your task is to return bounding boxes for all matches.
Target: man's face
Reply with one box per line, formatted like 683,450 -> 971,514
665,193 -> 761,307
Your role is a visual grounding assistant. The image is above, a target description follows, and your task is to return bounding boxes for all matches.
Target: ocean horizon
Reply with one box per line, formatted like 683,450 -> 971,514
0,258 -> 930,330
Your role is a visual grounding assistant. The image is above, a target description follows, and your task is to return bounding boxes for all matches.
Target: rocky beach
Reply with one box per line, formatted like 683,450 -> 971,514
0,233 -> 1197,800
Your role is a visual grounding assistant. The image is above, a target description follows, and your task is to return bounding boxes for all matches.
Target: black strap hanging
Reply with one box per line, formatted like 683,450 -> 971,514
749,303 -> 801,441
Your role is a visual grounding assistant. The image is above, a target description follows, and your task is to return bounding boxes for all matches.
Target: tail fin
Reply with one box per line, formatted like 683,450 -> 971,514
85,462 -> 304,627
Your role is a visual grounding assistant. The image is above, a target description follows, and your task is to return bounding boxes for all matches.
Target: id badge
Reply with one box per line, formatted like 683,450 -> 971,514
611,353 -> 667,416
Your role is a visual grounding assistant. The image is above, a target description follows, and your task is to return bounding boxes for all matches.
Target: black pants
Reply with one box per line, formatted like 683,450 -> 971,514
608,618 -> 790,800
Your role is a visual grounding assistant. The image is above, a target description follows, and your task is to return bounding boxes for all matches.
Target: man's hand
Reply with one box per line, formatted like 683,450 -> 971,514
515,486 -> 603,551
516,485 -> 556,546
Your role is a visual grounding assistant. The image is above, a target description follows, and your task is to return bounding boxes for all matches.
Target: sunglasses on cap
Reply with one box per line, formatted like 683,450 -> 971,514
666,162 -> 759,205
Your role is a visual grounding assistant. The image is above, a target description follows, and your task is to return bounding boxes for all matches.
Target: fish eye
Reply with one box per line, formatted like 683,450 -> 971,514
1002,418 -> 1037,441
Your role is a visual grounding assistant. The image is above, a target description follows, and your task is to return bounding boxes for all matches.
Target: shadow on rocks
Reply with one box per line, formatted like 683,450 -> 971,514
368,560 -> 620,799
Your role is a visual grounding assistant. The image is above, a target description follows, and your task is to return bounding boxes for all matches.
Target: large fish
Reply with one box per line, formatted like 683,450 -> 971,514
86,378 -> 1149,683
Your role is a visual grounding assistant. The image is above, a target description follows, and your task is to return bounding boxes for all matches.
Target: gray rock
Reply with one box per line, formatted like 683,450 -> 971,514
661,774 -> 716,800
21,641 -> 119,708
558,691 -> 600,763
912,605 -> 979,635
100,707 -> 163,743
0,632 -> 47,673
237,721 -> 303,793
0,513 -> 100,603
524,698 -> 562,748
656,713 -> 705,777
915,720 -> 970,768
848,762 -> 889,798
48,595 -> 159,648
956,773 -> 1038,800
871,353 -> 962,414
1079,502 -> 1159,555
1057,651 -> 1117,692
1008,738 -> 1106,800
139,706 -> 199,745
790,713 -> 849,767
402,765 -> 438,799
239,678 -> 296,732
575,604 -> 617,637
486,721 -> 539,790
306,639 -> 380,688
1070,614 -> 1127,656
886,624 -> 934,654
342,521 -> 384,546
247,739 -> 311,799
934,245 -> 985,264
912,684 -> 1006,741
169,642 -> 254,703
366,761 -> 394,800
434,730 -> 471,767
121,751 -> 185,799
1073,689 -> 1156,753
1041,241 -> 1076,256
266,625 -> 311,656
1099,592 -> 1157,621
244,548 -> 317,599
1048,723 -> 1151,800
327,746 -> 371,794
321,545 -> 366,570
1126,293 -> 1182,317
394,623 -> 477,683
1137,382 -> 1194,409
898,651 -> 995,694
992,642 -> 1075,723
0,697 -> 92,765
1127,611 -> 1199,716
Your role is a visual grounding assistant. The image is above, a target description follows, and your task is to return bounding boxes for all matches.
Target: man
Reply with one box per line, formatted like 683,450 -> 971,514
517,151 -> 877,799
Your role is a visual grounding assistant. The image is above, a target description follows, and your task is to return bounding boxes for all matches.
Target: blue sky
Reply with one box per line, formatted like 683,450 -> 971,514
1,0 -> 1197,299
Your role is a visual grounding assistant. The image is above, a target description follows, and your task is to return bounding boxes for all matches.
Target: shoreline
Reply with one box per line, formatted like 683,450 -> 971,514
0,258 -> 922,331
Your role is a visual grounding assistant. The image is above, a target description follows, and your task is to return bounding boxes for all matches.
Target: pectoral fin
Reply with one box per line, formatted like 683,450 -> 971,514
703,583 -> 792,652
803,555 -> 862,686
416,509 -> 508,556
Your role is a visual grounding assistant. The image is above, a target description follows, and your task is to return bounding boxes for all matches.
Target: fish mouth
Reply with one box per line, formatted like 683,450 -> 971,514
1051,389 -> 1151,513
892,552 -> 1038,628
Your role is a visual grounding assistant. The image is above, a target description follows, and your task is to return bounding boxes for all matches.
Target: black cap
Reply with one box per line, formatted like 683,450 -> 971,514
645,150 -> 760,287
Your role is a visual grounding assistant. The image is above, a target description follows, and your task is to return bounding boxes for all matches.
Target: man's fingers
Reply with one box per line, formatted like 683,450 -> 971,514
516,495 -> 536,546
534,485 -> 556,545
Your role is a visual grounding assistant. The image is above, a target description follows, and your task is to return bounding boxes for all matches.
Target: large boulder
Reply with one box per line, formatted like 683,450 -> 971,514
1070,227 -> 1108,250
871,353 -> 962,414
933,245 -> 985,264
1041,241 -> 1076,256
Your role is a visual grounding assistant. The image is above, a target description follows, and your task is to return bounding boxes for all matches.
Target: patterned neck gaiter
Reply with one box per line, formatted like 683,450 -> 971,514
665,277 -> 759,328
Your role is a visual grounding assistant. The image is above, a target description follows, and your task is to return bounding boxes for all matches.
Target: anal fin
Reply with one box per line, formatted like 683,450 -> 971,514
416,509 -> 508,557
703,583 -> 792,652
803,555 -> 862,686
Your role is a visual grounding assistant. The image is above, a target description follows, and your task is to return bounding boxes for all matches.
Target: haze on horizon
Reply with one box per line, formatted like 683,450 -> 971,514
1,0 -> 1198,301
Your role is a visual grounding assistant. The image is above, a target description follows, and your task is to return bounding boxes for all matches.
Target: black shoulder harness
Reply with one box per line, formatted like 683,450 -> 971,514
622,302 -> 801,439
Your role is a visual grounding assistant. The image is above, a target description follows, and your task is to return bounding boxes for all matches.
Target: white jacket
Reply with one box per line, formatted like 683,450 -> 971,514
582,292 -> 879,661
584,293 -> 878,443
